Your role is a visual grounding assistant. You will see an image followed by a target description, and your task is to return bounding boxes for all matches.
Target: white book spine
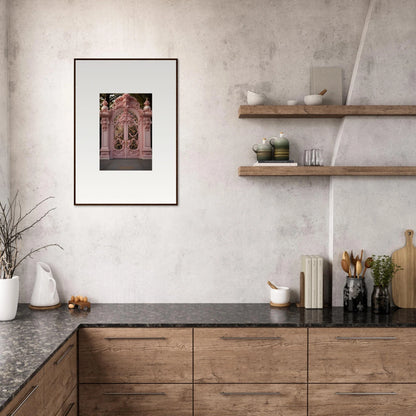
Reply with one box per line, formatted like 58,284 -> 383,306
311,256 -> 318,309
302,255 -> 312,309
317,256 -> 324,309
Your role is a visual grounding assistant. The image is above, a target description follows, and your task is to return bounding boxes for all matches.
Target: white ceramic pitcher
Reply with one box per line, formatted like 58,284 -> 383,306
30,262 -> 59,307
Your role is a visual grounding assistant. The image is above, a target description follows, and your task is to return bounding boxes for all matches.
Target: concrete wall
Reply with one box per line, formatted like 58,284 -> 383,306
5,0 -> 416,304
0,0 -> 9,202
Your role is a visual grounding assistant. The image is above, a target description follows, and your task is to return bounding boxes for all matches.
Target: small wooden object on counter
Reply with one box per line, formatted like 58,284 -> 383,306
68,296 -> 90,311
270,301 -> 291,308
29,303 -> 61,310
392,229 -> 416,308
296,272 -> 305,307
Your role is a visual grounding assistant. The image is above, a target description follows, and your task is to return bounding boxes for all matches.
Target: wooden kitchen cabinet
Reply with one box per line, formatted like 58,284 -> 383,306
309,384 -> 416,415
43,333 -> 77,416
309,328 -> 416,383
79,327 -> 192,383
54,387 -> 77,416
194,328 -> 307,383
194,384 -> 307,416
0,370 -> 44,416
79,383 -> 192,416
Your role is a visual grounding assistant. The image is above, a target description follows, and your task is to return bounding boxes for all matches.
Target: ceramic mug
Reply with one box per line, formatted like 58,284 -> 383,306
270,286 -> 290,304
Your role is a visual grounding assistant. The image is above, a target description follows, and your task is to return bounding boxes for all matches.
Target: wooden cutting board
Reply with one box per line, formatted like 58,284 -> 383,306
392,230 -> 416,308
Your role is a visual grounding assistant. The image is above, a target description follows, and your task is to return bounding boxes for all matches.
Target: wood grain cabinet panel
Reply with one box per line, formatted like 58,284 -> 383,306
79,383 -> 192,416
194,384 -> 307,416
79,328 -> 192,383
0,370 -> 44,416
309,384 -> 416,416
54,387 -> 77,416
43,333 -> 77,416
309,328 -> 416,383
194,328 -> 307,383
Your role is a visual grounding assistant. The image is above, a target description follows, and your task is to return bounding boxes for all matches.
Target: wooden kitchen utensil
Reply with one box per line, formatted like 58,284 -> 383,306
392,230 -> 416,308
267,281 -> 278,290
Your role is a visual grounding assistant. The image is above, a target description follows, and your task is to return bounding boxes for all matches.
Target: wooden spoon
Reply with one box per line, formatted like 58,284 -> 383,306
319,89 -> 327,96
267,281 -> 278,290
341,259 -> 351,276
362,257 -> 373,278
343,251 -> 350,270
356,260 -> 362,277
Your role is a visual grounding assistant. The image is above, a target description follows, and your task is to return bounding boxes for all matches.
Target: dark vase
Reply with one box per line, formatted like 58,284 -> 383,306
343,276 -> 367,312
371,286 -> 390,314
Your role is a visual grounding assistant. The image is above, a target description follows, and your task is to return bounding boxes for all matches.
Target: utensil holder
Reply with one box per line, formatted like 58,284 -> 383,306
343,276 -> 367,312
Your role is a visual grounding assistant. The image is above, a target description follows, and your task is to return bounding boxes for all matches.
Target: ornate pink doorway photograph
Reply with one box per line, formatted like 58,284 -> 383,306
99,93 -> 152,171
74,58 -> 177,205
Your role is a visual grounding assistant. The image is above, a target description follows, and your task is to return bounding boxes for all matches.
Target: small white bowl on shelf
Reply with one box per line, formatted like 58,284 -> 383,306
304,94 -> 323,105
247,90 -> 266,105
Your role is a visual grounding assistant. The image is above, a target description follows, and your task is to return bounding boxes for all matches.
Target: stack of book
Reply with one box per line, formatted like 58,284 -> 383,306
301,255 -> 323,309
253,160 -> 298,166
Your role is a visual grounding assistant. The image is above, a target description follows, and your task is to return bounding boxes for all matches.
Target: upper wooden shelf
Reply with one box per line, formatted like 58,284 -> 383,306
238,166 -> 416,176
238,105 -> 416,118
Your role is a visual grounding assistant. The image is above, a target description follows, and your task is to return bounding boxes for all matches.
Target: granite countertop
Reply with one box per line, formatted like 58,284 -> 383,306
2,303 -> 416,411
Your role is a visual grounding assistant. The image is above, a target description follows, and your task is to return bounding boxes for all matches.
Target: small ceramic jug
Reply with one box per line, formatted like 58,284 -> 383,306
30,262 -> 60,307
270,132 -> 289,160
252,138 -> 272,161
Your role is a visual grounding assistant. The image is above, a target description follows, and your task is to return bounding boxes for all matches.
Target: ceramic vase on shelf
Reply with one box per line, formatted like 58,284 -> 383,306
252,138 -> 272,161
270,132 -> 289,160
343,276 -> 367,312
371,286 -> 390,314
0,276 -> 19,321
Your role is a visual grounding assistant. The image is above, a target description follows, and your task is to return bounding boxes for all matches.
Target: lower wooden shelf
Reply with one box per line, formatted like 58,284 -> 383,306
238,166 -> 416,176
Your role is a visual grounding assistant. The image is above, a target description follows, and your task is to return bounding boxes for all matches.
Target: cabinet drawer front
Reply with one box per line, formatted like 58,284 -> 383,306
79,328 -> 192,383
1,371 -> 43,416
309,384 -> 416,416
195,384 -> 307,416
194,328 -> 307,383
309,328 -> 416,382
79,384 -> 192,416
55,387 -> 77,416
43,333 -> 77,416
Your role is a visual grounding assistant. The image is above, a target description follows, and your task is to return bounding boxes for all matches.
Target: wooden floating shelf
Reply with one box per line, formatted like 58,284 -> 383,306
238,166 -> 416,176
238,105 -> 416,118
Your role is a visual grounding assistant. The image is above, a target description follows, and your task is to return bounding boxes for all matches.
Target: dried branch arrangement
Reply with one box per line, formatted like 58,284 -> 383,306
0,193 -> 63,279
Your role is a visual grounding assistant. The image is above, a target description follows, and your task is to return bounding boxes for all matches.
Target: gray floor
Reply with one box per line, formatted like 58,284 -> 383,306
100,158 -> 152,171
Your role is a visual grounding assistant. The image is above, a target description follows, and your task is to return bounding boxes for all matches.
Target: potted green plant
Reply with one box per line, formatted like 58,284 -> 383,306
0,193 -> 62,321
370,255 -> 402,314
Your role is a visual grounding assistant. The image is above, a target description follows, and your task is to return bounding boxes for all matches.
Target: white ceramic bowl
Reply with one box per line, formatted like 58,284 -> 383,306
247,90 -> 266,105
304,94 -> 322,105
270,286 -> 290,304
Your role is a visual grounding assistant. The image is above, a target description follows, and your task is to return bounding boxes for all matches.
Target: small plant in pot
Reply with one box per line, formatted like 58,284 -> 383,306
0,193 -> 63,321
370,255 -> 402,314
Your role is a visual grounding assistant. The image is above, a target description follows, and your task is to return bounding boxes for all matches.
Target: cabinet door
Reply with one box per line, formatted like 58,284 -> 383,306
309,384 -> 416,416
194,328 -> 307,383
55,387 -> 77,416
79,384 -> 192,416
194,384 -> 307,416
0,370 -> 43,416
309,328 -> 416,382
79,328 -> 192,383
43,333 -> 77,416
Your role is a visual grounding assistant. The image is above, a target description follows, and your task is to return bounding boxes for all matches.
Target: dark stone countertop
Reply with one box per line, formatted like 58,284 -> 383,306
2,303 -> 416,411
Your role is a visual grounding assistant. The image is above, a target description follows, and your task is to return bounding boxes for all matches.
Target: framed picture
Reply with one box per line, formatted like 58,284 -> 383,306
74,58 -> 178,205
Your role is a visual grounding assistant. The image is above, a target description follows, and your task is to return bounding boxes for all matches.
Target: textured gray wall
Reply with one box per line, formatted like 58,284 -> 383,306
0,0 -> 9,202
4,0 -> 415,304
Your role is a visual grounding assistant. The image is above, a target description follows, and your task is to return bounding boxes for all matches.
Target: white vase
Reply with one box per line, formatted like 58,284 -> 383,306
0,276 -> 19,321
